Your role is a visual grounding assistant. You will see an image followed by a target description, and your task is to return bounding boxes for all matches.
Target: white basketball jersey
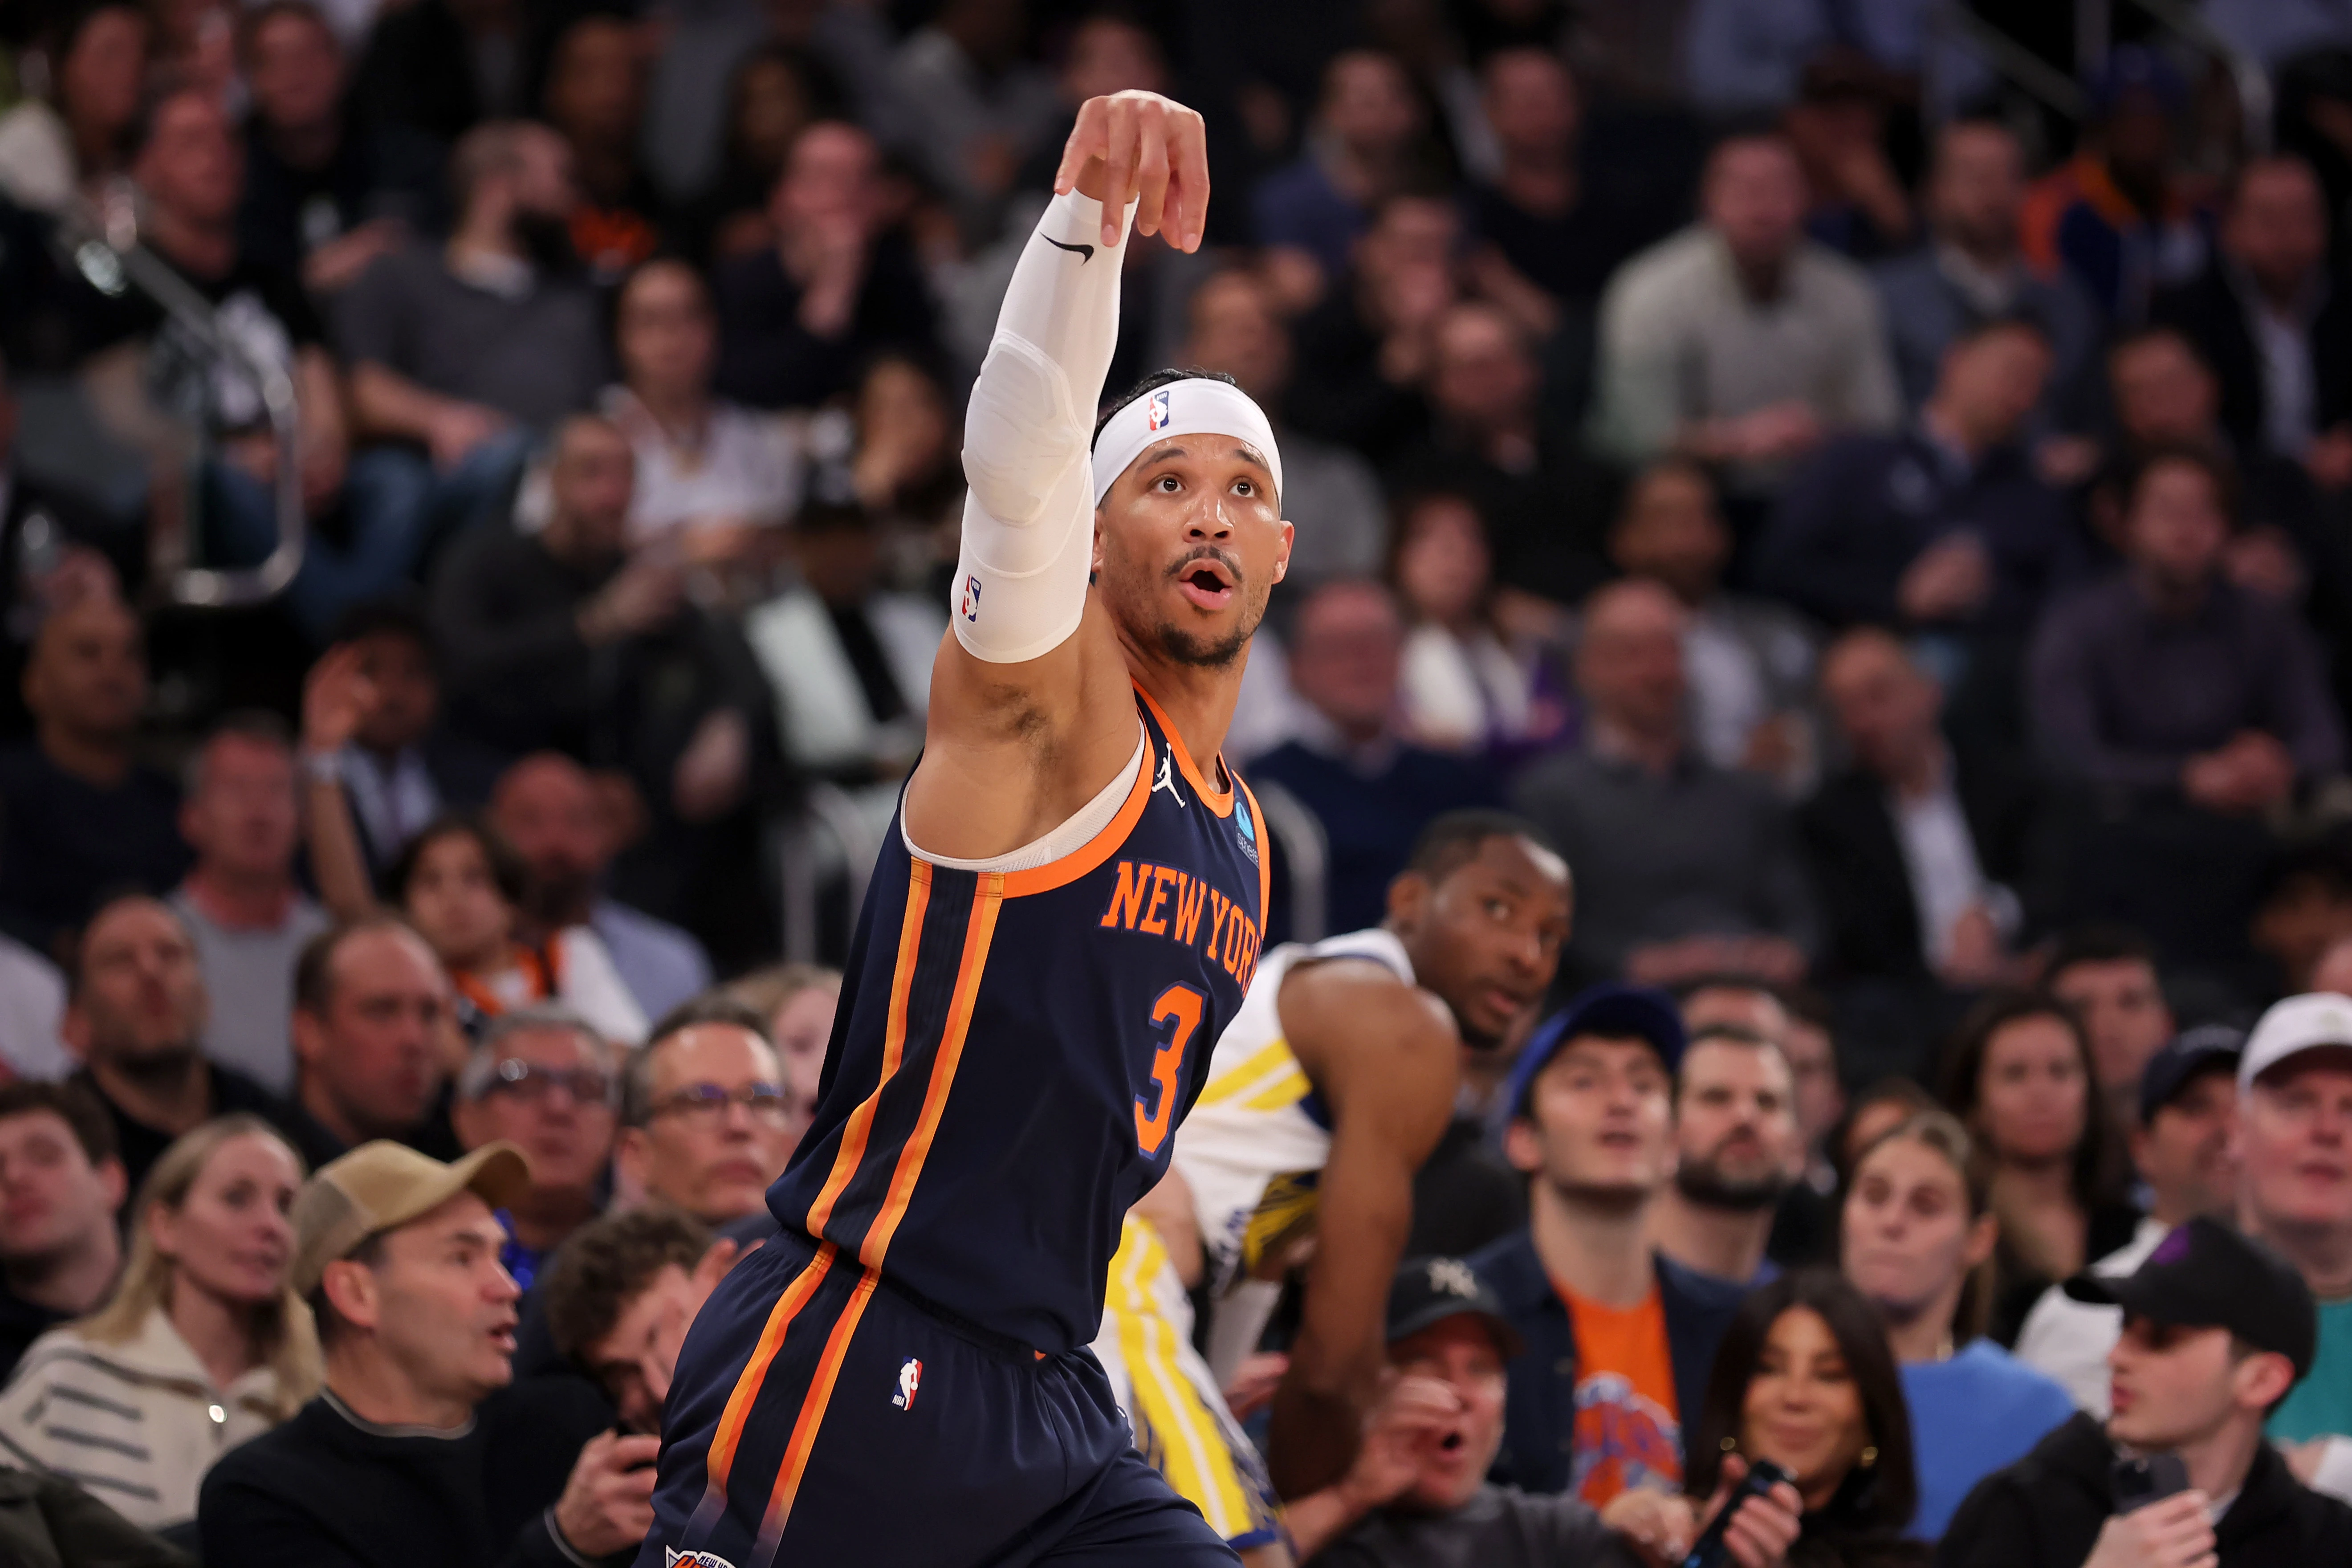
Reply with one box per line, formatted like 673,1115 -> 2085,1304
1172,926 -> 1415,1382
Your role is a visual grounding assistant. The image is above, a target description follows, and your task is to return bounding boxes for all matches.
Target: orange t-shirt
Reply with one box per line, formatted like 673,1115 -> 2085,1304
1556,1279 -> 1684,1508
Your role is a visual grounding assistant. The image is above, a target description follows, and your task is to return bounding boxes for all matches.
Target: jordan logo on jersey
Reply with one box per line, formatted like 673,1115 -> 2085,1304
1152,749 -> 1185,805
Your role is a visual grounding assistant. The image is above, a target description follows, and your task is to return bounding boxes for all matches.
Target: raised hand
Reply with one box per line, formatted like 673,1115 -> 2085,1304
301,642 -> 378,757
1053,91 -> 1209,253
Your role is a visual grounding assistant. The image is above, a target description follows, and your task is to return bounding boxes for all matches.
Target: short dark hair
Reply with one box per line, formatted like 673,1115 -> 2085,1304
0,1079 -> 119,1169
541,1207 -> 715,1363
629,994 -> 777,1125
388,813 -> 528,913
2043,923 -> 2160,986
187,709 -> 295,796
1090,367 -> 1241,448
1402,810 -> 1554,884
236,0 -> 334,67
1937,989 -> 2114,1210
2120,440 -> 2240,529
1686,1270 -> 1919,1539
67,891 -> 189,1001
328,595 -> 433,653
294,916 -> 422,1018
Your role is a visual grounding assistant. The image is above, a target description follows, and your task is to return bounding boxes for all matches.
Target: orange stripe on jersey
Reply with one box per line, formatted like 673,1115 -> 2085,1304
859,873 -> 1005,1270
804,860 -> 932,1235
759,1270 -> 878,1550
1132,683 -> 1235,816
703,1241 -> 835,1497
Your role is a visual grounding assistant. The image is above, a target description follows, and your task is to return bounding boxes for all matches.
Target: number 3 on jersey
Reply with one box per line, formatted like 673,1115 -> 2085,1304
1135,984 -> 1205,1156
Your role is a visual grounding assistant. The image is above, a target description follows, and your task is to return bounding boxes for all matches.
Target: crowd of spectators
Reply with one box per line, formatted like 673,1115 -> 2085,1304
0,0 -> 2349,1564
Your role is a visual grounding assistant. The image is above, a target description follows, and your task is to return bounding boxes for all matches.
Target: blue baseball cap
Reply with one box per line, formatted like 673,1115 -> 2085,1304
2088,44 -> 2188,116
2136,1024 -> 2242,1127
1505,983 -> 1686,1119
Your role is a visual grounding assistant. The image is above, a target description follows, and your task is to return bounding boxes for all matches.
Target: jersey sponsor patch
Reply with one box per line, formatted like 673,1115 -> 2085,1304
1234,801 -> 1258,865
664,1550 -> 737,1568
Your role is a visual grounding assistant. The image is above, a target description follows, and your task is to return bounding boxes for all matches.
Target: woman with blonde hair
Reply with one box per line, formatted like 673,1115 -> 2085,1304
725,962 -> 841,1159
0,1115 -> 319,1529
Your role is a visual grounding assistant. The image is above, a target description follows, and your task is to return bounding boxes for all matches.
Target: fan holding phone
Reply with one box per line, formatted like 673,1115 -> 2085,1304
1935,1217 -> 2352,1567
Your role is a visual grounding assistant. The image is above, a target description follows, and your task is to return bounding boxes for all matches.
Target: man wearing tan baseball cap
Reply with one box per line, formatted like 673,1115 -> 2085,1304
196,1140 -> 662,1566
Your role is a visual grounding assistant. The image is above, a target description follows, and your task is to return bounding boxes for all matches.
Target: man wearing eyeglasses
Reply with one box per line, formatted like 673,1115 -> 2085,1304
614,997 -> 795,1228
453,1003 -> 620,1289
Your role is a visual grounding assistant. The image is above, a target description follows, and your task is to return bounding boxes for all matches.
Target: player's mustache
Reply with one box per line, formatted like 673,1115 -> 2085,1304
1166,546 -> 1242,583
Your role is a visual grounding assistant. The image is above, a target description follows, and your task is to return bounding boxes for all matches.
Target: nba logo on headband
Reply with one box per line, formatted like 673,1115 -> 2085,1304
1147,389 -> 1172,431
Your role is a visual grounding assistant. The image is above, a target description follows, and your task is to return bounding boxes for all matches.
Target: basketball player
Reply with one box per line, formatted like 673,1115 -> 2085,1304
1091,810 -> 1570,1564
638,91 -> 1290,1568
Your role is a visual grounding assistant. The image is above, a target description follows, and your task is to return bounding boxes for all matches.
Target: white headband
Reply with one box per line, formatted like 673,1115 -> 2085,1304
1091,378 -> 1284,507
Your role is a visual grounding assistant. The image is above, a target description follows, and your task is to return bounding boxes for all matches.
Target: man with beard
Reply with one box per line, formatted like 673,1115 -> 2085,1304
334,120 -> 608,542
489,752 -> 710,1022
1647,1024 -> 1804,1287
61,895 -> 319,1193
1094,811 -> 1570,1561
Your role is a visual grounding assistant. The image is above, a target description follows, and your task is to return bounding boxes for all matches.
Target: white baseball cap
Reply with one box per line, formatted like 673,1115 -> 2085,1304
2239,991 -> 2352,1091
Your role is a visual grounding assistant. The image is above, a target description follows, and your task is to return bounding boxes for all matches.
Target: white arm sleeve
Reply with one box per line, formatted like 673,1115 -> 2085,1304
951,188 -> 1136,664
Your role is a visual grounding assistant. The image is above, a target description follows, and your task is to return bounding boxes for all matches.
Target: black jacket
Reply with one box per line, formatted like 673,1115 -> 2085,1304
1937,1411 -> 2352,1568
2150,262 -> 2352,456
1467,1228 -> 1748,1496
0,1466 -> 189,1568
1797,750 -> 2066,987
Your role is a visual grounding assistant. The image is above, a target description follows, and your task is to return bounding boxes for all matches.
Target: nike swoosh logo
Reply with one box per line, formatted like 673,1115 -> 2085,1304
1041,236 -> 1095,262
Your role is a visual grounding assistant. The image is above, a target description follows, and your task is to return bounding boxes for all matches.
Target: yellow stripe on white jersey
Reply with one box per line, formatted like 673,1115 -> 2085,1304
1091,1215 -> 1282,1549
1173,927 -> 1415,1386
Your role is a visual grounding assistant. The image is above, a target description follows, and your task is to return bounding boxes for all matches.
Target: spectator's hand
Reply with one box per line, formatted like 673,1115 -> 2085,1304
1696,1454 -> 1806,1568
1601,1486 -> 1698,1565
1938,902 -> 2010,989
1057,90 -> 1209,252
552,1430 -> 661,1559
1720,402 -> 1823,463
1738,713 -> 1804,781
2223,525 -> 2305,603
302,217 -> 406,295
1896,534 -> 1992,623
578,558 -> 686,644
1336,1373 -> 1464,1515
424,401 -> 510,473
2226,730 -> 2297,810
2082,1491 -> 2215,1568
1221,1352 -> 1289,1422
2308,426 -> 2352,492
672,709 -> 751,822
301,642 -> 378,757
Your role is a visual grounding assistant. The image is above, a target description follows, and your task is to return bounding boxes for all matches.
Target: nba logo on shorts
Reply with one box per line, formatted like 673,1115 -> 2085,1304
894,1357 -> 923,1410
1147,389 -> 1172,431
960,575 -> 982,622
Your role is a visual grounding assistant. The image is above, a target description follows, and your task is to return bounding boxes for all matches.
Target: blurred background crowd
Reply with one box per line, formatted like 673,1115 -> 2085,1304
0,0 -> 2347,1561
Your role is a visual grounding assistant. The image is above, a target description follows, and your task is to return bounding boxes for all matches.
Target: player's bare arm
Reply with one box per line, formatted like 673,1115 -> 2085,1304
1266,959 -> 1461,1497
905,91 -> 1227,862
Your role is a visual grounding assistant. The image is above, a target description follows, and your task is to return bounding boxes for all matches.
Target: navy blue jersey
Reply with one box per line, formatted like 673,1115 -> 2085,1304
768,687 -> 1270,1355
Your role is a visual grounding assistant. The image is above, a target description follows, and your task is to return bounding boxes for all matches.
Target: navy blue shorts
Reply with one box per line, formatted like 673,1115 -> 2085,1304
633,1229 -> 1241,1568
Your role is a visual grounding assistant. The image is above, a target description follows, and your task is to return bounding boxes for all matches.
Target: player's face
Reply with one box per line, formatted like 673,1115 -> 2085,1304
1403,835 -> 1570,1050
1390,1316 -> 1508,1511
1095,436 -> 1292,671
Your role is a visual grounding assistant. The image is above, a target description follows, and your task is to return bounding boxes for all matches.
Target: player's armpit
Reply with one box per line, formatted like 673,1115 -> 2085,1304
1265,963 -> 1460,1499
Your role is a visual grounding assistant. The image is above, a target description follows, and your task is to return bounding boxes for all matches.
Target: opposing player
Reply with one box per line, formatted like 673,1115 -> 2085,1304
1091,810 -> 1569,1561
638,92 -> 1290,1568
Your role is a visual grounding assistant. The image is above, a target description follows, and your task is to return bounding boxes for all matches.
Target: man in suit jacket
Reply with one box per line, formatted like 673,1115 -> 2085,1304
1800,630 -> 2064,1037
2151,155 -> 2352,470
318,599 -> 503,881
